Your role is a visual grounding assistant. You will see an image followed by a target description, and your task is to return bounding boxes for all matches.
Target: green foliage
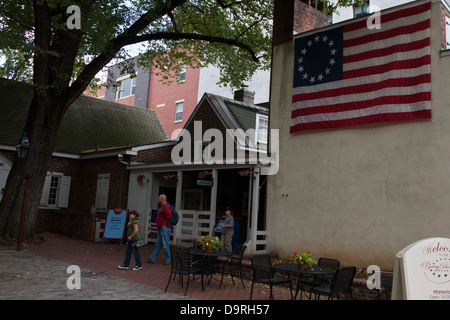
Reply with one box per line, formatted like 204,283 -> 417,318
0,0 -> 274,89
0,0 -> 364,89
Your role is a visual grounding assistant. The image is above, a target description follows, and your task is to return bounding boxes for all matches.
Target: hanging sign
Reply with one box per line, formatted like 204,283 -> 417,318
392,237 -> 450,300
197,179 -> 213,186
103,207 -> 128,240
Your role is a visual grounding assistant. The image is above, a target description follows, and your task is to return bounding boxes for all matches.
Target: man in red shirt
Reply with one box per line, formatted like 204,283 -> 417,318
148,194 -> 172,264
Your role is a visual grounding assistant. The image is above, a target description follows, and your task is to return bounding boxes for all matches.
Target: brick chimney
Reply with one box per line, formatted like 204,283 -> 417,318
234,86 -> 255,104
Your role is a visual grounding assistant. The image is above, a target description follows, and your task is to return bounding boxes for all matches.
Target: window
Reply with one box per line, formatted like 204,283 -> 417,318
175,100 -> 184,122
327,14 -> 333,25
256,114 -> 268,144
95,174 -> 110,212
40,173 -> 71,208
116,76 -> 136,100
446,17 -> 450,49
354,0 -> 369,18
179,65 -> 187,82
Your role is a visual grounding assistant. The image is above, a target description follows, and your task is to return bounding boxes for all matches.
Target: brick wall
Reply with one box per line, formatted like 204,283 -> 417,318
26,154 -> 130,241
294,0 -> 327,34
272,0 -> 327,46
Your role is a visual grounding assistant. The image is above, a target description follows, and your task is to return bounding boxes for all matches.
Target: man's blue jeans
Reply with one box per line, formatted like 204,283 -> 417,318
148,228 -> 172,262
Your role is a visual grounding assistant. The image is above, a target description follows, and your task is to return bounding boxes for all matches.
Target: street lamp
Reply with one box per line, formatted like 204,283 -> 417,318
16,133 -> 30,251
16,133 -> 30,159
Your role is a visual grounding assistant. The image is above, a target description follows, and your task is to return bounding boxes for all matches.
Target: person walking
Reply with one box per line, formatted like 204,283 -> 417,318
221,208 -> 234,252
118,210 -> 143,271
148,194 -> 172,265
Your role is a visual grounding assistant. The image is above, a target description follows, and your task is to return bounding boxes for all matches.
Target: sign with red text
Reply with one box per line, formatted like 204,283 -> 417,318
392,238 -> 450,300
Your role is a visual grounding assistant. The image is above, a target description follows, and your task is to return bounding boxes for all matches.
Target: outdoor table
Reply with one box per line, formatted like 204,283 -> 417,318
272,263 -> 337,299
189,249 -> 234,290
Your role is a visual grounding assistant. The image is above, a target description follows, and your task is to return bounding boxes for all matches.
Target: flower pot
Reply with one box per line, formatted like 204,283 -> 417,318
204,247 -> 214,254
298,263 -> 308,269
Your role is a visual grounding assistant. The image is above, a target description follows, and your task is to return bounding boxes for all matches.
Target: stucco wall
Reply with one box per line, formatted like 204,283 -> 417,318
267,1 -> 450,270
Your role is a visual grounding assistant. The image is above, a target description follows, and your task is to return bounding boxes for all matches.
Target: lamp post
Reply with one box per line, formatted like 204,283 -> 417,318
16,133 -> 30,251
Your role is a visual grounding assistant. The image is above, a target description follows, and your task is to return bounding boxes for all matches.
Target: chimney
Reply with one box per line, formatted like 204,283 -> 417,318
234,85 -> 255,104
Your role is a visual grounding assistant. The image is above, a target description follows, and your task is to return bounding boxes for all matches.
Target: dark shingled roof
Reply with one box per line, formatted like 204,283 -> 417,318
0,79 -> 168,155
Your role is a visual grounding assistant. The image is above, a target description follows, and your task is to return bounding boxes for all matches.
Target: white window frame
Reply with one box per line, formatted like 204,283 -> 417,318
353,0 -> 369,18
446,16 -> 450,49
256,114 -> 269,145
179,65 -> 187,83
40,172 -> 71,209
116,75 -> 137,100
95,173 -> 110,212
175,100 -> 184,123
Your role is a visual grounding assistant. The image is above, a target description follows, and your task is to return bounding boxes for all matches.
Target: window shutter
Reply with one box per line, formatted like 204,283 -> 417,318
40,175 -> 51,206
57,176 -> 71,208
95,174 -> 110,212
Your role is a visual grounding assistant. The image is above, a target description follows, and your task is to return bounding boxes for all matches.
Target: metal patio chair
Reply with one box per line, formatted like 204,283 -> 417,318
311,266 -> 356,300
250,255 -> 293,300
298,257 -> 340,299
219,243 -> 247,289
164,246 -> 204,296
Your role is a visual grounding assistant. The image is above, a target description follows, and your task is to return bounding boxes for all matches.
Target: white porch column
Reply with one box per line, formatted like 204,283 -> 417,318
210,169 -> 219,234
247,167 -> 261,254
173,170 -> 183,240
143,172 -> 153,243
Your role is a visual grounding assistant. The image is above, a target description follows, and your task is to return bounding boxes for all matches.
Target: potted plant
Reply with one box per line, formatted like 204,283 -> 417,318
196,235 -> 223,253
288,251 -> 317,269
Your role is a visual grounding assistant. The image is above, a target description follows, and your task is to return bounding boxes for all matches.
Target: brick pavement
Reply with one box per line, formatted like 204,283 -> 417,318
0,235 -> 293,301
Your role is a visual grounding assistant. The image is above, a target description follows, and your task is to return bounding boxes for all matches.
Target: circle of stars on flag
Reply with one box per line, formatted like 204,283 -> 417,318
297,34 -> 337,85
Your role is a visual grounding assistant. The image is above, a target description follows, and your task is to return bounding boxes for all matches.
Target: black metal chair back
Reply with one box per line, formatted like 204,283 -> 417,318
318,257 -> 340,269
164,246 -> 203,295
331,266 -> 356,294
251,255 -> 274,279
250,255 -> 292,300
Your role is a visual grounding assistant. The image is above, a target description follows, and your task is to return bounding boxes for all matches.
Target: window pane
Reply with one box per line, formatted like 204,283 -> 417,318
131,77 -> 136,95
48,176 -> 60,205
258,117 -> 268,143
121,78 -> 131,98
179,65 -> 186,82
175,102 -> 183,121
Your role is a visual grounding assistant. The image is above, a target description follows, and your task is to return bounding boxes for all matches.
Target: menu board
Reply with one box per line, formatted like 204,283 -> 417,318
103,207 -> 128,240
392,237 -> 450,300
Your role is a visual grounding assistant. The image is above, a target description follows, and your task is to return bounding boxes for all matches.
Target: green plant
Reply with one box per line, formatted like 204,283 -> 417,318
196,235 -> 222,250
288,251 -> 317,266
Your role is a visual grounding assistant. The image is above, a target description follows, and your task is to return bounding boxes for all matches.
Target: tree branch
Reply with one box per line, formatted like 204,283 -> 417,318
66,0 -> 189,107
126,32 -> 260,62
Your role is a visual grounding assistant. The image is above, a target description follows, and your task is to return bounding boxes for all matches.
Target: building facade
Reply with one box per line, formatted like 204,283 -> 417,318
123,90 -> 271,254
269,0 -> 450,270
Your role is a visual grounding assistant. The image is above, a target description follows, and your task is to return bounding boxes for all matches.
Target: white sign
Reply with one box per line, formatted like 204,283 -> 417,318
392,237 -> 450,300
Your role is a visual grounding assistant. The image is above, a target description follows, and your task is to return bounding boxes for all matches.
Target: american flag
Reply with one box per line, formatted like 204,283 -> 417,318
291,1 -> 431,133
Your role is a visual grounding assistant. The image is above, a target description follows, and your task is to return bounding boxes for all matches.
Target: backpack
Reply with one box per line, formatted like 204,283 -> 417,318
167,204 -> 179,226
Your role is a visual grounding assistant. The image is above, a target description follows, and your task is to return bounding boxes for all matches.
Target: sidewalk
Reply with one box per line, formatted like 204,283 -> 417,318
0,234 -> 293,300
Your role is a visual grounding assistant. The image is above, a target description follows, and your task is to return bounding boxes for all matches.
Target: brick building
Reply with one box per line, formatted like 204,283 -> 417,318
0,79 -> 167,241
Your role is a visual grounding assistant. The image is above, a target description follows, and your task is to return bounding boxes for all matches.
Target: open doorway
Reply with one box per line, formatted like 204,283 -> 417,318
216,168 -> 250,244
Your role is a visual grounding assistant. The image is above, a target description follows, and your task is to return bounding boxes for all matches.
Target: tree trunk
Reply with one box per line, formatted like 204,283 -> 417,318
0,93 -> 66,241
0,0 -> 190,242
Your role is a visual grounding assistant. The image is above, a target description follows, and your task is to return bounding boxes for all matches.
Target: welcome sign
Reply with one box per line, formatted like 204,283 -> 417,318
103,207 -> 128,240
392,238 -> 450,300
